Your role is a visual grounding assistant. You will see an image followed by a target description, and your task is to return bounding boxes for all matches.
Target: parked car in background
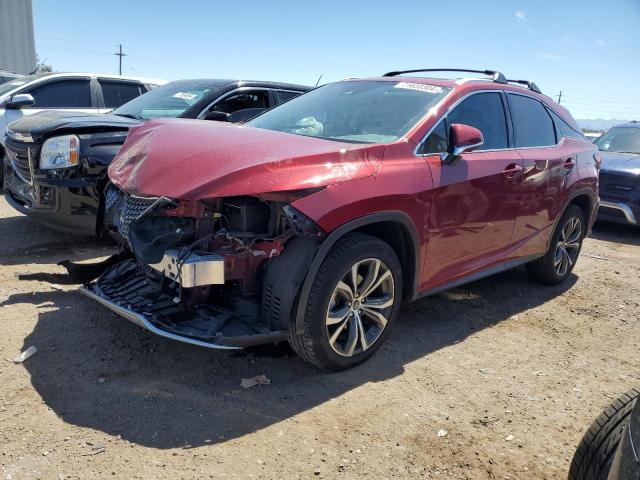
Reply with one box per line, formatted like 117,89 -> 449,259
0,72 -> 163,185
569,388 -> 639,480
584,131 -> 603,142
595,121 -> 640,226
3,79 -> 310,235
0,70 -> 23,85
73,69 -> 599,370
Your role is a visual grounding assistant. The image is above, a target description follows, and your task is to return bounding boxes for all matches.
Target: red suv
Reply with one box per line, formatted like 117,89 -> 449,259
77,69 -> 599,371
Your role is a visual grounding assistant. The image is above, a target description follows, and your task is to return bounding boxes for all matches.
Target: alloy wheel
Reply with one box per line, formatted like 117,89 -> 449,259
325,258 -> 395,357
554,216 -> 582,276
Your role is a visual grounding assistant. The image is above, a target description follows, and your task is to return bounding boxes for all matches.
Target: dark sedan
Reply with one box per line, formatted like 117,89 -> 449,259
3,79 -> 310,236
595,121 -> 640,226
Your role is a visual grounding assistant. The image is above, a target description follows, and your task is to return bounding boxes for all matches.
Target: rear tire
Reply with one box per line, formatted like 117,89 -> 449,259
288,232 -> 402,371
527,204 -> 585,284
568,388 -> 639,480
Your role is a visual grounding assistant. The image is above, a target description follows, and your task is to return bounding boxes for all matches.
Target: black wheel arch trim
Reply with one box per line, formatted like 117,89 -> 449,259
546,187 -> 597,251
293,211 -> 421,335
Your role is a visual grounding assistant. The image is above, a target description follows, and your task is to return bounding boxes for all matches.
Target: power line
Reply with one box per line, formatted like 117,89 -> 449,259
560,95 -> 640,106
39,45 -> 114,55
38,35 -> 119,48
561,103 -> 640,114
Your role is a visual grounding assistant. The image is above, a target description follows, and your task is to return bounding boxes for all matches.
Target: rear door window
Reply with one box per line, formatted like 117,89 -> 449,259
99,80 -> 145,108
508,94 -> 557,147
211,90 -> 270,114
27,79 -> 92,108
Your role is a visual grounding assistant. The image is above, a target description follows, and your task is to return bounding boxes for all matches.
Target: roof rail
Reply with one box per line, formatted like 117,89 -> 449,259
382,68 -> 508,84
506,79 -> 542,94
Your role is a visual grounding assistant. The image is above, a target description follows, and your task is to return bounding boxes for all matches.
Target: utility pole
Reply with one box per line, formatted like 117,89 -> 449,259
114,44 -> 126,76
557,90 -> 562,105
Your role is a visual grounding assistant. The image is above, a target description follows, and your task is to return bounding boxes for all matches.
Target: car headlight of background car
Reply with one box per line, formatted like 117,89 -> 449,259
39,134 -> 79,169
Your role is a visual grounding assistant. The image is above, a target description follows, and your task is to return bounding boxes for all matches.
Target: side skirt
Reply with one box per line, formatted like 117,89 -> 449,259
412,253 -> 543,300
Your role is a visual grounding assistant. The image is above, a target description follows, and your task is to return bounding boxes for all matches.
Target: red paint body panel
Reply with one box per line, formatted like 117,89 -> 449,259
420,149 -> 523,289
108,118 -> 382,200
108,76 -> 598,298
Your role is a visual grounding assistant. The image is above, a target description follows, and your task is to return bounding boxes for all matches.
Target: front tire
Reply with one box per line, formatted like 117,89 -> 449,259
527,204 -> 586,285
289,233 -> 402,371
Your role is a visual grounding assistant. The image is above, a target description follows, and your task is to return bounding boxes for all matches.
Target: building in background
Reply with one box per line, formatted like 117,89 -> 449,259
0,0 -> 36,74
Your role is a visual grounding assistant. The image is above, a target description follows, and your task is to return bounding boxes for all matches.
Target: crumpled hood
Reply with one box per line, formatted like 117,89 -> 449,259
108,118 -> 384,200
6,110 -> 139,140
600,152 -> 640,175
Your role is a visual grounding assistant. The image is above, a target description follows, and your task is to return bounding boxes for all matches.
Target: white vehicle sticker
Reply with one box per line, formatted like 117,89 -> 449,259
394,82 -> 443,94
173,92 -> 197,100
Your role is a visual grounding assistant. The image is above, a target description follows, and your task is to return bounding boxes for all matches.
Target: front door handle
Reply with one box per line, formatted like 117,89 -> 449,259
503,163 -> 523,178
563,158 -> 576,170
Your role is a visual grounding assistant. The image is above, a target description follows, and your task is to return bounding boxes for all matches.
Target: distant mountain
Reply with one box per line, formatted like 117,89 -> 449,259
577,119 -> 633,131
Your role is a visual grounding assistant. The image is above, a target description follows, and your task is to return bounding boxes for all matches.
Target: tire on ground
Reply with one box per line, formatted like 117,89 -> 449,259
527,204 -> 586,285
288,232 -> 402,371
568,388 -> 639,480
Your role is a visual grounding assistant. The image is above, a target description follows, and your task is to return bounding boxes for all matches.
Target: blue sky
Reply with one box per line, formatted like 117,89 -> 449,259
33,0 -> 640,120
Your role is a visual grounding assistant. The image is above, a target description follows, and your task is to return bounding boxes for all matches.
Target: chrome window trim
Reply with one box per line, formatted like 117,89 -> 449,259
196,86 -> 304,119
413,89 -> 510,156
414,89 -> 566,156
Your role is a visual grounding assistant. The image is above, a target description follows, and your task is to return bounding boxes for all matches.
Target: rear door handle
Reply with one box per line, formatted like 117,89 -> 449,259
563,158 -> 576,170
503,163 -> 523,178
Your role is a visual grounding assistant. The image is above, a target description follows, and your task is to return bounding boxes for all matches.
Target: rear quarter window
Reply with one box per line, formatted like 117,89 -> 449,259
100,80 -> 145,108
508,94 -> 557,148
547,109 -> 586,141
277,90 -> 302,103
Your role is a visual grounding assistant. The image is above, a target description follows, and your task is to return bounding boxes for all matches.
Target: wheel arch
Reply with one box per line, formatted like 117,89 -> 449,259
546,188 -> 597,251
293,211 -> 421,335
568,192 -> 594,227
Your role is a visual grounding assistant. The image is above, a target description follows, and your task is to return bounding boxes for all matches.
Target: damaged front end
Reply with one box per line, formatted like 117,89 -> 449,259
80,184 -> 323,349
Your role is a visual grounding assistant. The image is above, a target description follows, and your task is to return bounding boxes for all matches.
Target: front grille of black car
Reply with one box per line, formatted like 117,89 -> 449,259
5,138 -> 38,184
104,185 -> 159,240
599,171 -> 637,193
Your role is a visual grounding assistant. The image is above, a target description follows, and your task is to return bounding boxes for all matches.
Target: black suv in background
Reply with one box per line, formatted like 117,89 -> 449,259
3,79 -> 310,236
595,121 -> 640,226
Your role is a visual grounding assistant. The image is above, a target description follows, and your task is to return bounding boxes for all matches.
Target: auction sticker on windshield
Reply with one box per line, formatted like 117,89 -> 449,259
173,92 -> 198,100
394,82 -> 443,94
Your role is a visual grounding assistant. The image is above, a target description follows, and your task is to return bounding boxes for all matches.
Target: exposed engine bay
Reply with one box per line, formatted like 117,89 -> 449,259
74,185 -> 323,349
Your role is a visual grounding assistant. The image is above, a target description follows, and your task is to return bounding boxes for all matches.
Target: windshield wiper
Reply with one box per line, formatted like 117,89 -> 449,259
114,113 -> 143,120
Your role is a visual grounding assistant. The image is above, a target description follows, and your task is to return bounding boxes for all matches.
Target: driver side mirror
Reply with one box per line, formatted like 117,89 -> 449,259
441,123 -> 484,164
6,93 -> 35,109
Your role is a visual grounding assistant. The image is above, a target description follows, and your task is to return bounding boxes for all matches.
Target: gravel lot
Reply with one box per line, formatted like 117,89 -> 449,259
0,195 -> 638,480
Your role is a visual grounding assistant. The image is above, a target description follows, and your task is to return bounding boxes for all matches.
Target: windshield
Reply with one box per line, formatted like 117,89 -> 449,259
247,81 -> 452,144
113,82 -> 217,119
595,127 -> 640,154
0,73 -> 49,98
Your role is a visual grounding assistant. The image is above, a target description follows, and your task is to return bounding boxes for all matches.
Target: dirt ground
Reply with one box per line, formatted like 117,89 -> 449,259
0,195 -> 638,480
